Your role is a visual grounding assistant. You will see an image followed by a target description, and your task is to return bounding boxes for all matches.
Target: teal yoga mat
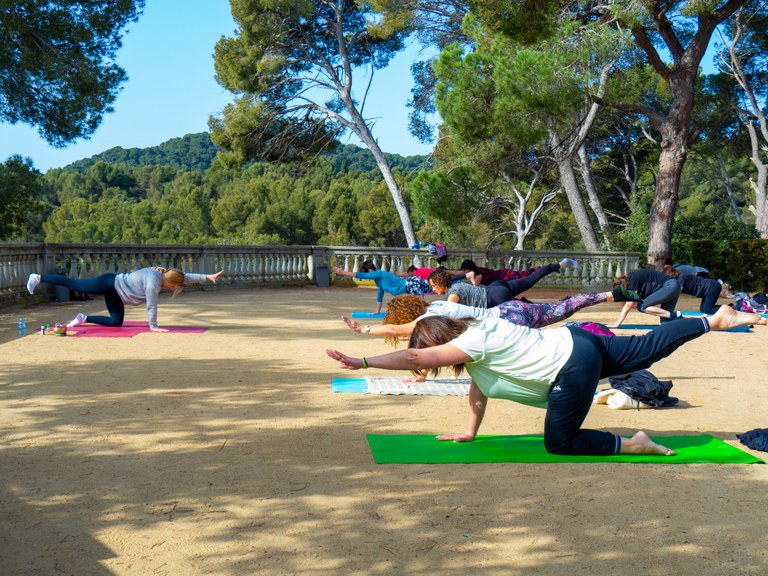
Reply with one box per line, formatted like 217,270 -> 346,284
366,433 -> 764,464
332,377 -> 367,393
351,311 -> 385,319
615,322 -> 749,333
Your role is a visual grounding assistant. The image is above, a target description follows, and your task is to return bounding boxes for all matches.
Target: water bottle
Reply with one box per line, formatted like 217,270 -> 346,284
18,317 -> 26,337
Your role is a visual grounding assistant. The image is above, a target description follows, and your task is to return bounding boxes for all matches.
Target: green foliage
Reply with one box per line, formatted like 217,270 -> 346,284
727,239 -> 768,292
0,1 -> 144,145
411,168 -> 481,222
611,188 -> 653,254
209,96 -> 340,165
66,133 -> 222,173
0,155 -> 46,240
468,0 -> 560,44
690,240 -> 720,276
210,0 -> 406,164
326,144 -> 434,174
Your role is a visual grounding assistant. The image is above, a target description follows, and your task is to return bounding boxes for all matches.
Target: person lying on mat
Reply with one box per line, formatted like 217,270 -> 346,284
460,257 -> 580,286
427,261 -> 575,309
27,268 -> 223,332
327,305 -> 766,456
333,260 -> 434,314
342,287 -> 642,347
399,265 -> 465,281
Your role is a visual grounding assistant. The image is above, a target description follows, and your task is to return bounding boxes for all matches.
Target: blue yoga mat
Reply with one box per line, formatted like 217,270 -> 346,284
332,377 -> 367,393
678,311 -> 750,332
615,321 -> 749,333
613,324 -> 657,330
351,311 -> 385,319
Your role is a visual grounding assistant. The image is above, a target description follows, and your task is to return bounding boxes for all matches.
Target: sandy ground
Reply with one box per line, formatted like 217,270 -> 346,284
0,284 -> 766,576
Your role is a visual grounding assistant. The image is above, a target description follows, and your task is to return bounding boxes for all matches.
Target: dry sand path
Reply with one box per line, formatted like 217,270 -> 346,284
0,286 -> 766,575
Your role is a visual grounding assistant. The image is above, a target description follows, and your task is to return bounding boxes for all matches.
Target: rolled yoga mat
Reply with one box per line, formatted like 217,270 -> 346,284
366,433 -> 764,465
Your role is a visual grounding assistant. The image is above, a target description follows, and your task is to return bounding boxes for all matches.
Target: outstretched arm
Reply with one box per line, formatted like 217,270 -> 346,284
333,266 -> 355,278
326,343 -> 471,372
341,316 -> 417,339
437,381 -> 488,442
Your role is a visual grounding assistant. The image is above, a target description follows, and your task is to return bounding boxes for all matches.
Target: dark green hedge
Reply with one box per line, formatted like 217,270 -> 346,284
690,239 -> 768,292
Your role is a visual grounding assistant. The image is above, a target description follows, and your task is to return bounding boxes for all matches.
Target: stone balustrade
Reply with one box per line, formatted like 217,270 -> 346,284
0,243 -> 640,305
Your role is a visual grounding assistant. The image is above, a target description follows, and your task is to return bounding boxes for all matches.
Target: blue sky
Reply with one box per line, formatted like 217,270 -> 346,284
0,1 -> 434,173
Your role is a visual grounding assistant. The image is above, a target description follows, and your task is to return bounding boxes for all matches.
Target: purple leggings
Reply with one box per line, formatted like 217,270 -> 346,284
495,292 -> 608,328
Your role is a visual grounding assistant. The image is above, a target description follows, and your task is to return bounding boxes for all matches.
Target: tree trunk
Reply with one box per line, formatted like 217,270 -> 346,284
648,124 -> 688,266
549,128 -> 600,250
746,119 -> 768,236
716,158 -> 744,225
578,143 -> 612,247
339,96 -> 418,248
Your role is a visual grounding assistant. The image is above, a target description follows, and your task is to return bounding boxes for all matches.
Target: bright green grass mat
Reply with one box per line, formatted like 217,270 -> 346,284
367,434 -> 764,464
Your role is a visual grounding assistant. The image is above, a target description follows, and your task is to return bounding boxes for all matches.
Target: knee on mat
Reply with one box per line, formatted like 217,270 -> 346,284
544,435 -> 572,455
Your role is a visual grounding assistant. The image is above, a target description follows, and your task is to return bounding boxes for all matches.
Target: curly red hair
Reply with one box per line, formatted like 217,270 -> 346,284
382,294 -> 429,346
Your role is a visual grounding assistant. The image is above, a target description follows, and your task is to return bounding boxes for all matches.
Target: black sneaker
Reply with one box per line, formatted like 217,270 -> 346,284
612,286 -> 642,302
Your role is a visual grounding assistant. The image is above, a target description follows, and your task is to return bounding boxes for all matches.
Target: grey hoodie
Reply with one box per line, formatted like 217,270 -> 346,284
114,268 -> 207,329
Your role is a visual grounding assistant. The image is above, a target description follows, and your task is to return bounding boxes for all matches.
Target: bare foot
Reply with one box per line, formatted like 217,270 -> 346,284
620,431 -> 676,456
709,305 -> 767,330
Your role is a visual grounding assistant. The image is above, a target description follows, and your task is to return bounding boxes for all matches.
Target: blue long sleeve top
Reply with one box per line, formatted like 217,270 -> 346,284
354,270 -> 406,303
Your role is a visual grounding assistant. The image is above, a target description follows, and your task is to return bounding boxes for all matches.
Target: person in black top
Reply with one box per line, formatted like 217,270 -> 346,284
610,268 -> 682,327
663,265 -> 725,314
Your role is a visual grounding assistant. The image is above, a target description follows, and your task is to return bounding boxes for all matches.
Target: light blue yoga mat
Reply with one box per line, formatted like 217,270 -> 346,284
332,377 -> 367,393
351,311 -> 385,319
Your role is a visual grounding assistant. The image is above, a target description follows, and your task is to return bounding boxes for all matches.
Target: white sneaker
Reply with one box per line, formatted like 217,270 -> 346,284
27,273 -> 40,294
66,313 -> 87,328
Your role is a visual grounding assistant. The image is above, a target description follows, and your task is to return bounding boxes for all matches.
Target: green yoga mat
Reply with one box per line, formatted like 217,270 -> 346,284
367,433 -> 764,464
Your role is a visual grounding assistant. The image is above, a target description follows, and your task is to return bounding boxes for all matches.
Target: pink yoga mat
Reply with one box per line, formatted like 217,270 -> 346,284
67,320 -> 207,338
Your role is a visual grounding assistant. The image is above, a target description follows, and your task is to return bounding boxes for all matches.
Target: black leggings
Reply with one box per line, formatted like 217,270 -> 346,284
41,273 -> 124,326
544,318 -> 708,455
697,280 -> 723,314
486,263 -> 561,307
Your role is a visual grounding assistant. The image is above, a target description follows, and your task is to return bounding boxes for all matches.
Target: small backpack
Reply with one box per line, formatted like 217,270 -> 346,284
564,321 -> 615,337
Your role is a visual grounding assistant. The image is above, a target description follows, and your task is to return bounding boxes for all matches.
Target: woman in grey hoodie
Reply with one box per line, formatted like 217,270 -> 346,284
26,268 -> 223,331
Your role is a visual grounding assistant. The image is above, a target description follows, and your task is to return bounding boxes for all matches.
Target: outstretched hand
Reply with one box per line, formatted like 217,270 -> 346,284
207,270 -> 224,283
341,316 -> 362,333
436,433 -> 475,443
326,348 -> 362,370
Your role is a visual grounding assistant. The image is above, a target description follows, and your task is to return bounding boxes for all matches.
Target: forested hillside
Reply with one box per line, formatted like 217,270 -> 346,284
63,135 -> 432,176
65,133 -> 222,173
2,135 -> 444,247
